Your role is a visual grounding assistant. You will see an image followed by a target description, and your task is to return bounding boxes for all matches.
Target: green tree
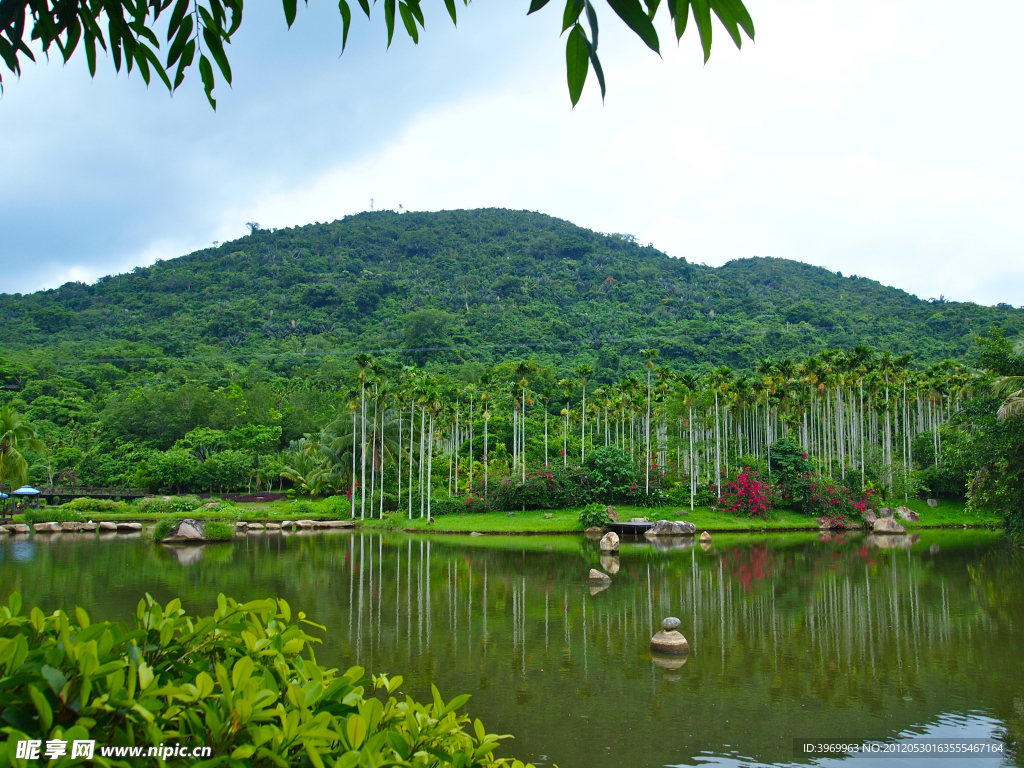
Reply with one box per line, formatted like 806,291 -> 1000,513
0,0 -> 753,108
0,404 -> 43,496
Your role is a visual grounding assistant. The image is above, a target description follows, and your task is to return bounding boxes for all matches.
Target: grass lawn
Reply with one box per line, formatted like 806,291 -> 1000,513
9,496 -> 1002,534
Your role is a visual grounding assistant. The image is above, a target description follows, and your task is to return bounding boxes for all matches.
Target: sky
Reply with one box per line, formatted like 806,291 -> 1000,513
1,0 -> 1022,306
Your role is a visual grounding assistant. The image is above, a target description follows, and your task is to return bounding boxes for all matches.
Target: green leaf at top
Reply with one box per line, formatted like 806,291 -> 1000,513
605,0 -> 659,54
527,0 -> 553,13
565,23 -> 588,107
283,0 -> 298,28
338,0 -> 352,51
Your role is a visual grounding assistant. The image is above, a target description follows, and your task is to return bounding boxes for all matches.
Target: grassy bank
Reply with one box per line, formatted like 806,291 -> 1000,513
7,496 -> 1002,534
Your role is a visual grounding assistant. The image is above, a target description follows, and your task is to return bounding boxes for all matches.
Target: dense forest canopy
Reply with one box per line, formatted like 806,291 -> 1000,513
2,209 -> 1020,376
1,209 -> 1022,534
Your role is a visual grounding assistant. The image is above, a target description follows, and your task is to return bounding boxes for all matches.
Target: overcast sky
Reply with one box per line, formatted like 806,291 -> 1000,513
1,0 -> 1021,306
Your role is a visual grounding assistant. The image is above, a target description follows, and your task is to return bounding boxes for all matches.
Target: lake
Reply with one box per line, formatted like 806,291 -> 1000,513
1,528 -> 1021,767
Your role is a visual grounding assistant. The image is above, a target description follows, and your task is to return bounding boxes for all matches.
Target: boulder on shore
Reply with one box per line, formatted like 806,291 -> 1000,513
33,522 -> 61,533
116,522 -> 143,532
927,498 -> 939,508
281,520 -> 296,528
878,507 -> 894,519
896,506 -> 920,522
699,531 -> 712,543
265,523 -> 281,530
60,521 -> 84,532
589,568 -> 612,584
862,508 -> 878,525
98,521 -> 118,532
246,522 -> 265,531
295,520 -> 315,529
8,524 -> 31,534
585,526 -> 605,535
646,520 -> 697,537
161,519 -> 205,542
873,517 -> 906,535
599,531 -> 620,552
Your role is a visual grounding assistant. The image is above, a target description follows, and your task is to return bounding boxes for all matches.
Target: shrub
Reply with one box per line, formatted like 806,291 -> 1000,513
720,468 -> 775,517
23,507 -> 82,524
769,439 -> 812,483
291,500 -> 314,516
323,495 -> 351,517
152,517 -> 181,540
133,495 -> 203,514
203,521 -> 235,540
377,512 -> 407,531
59,497 -> 128,513
585,446 -> 641,502
779,473 -> 878,519
0,592 -> 535,768
578,503 -> 611,529
429,498 -> 464,516
485,463 -> 593,511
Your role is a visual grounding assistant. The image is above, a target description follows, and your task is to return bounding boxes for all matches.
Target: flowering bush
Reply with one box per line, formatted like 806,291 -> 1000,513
779,473 -> 878,519
482,463 -> 593,511
720,468 -> 775,517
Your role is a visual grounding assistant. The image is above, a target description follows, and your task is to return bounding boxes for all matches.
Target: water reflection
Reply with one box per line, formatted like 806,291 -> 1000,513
1,529 -> 1021,768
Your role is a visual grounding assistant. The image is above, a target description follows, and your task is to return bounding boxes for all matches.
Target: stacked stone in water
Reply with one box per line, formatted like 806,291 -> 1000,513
651,617 -> 689,655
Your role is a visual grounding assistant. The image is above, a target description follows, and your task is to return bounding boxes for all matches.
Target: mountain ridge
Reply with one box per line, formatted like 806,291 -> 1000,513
1,208 -> 1020,376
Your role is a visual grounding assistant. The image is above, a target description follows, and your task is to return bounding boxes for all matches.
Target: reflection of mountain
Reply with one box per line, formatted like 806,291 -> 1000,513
0,530 -> 1019,768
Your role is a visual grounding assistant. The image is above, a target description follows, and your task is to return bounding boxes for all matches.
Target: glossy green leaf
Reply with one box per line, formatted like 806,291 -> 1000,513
399,2 -> 419,43
199,53 -> 216,109
562,0 -> 584,33
283,0 -> 298,28
385,0 -> 396,48
338,0 -> 353,51
691,0 -> 712,61
527,0 -> 553,13
605,0 -> 659,54
444,0 -> 457,25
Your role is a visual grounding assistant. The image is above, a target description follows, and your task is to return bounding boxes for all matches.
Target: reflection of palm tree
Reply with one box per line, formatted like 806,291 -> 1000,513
0,404 -> 42,506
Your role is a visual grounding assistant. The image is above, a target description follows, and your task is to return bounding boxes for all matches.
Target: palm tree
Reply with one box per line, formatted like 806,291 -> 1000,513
353,353 -> 374,519
574,364 -> 594,463
640,348 -> 659,492
0,405 -> 42,503
992,337 -> 1024,421
479,372 -> 492,496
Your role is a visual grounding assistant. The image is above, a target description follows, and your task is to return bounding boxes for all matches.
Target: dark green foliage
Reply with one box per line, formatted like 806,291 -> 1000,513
203,521 -> 235,540
578,502 -> 610,528
768,439 -> 811,483
152,517 -> 181,540
486,464 -> 593,511
584,446 -> 640,501
59,497 -> 127,512
134,495 -> 203,514
429,498 -> 465,516
0,592 -> 534,768
22,507 -> 82,524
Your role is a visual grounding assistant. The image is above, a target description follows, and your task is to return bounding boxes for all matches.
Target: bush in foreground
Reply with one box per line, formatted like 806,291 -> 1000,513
0,592 -> 537,768
578,503 -> 610,529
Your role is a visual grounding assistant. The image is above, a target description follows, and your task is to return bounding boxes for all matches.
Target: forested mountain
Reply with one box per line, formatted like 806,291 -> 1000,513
2,208 -> 1022,496
2,208 -> 1020,380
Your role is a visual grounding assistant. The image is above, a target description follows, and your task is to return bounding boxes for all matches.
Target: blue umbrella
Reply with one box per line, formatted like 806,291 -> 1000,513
12,486 -> 40,495
0,493 -> 7,498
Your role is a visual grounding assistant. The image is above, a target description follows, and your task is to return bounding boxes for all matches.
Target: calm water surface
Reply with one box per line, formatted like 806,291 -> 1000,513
1,528 -> 1022,767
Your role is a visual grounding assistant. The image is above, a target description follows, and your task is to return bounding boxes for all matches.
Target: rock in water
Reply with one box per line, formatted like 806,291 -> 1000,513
585,526 -> 605,535
862,508 -> 878,525
645,520 -> 697,536
599,531 -> 620,552
98,521 -> 117,532
651,617 -> 690,655
699,531 -> 712,543
589,569 -> 612,584
265,523 -> 281,530
9,524 -> 31,534
247,522 -> 265,530
81,522 -> 97,532
872,517 -> 906,535
116,522 -> 143,531
33,522 -> 61,533
927,498 -> 939,508
60,521 -> 84,532
896,506 -> 920,522
470,531 -> 485,537
162,519 -> 205,542
878,507 -> 894,519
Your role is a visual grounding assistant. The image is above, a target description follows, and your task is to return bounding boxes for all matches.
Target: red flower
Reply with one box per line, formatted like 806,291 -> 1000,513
801,453 -> 808,460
